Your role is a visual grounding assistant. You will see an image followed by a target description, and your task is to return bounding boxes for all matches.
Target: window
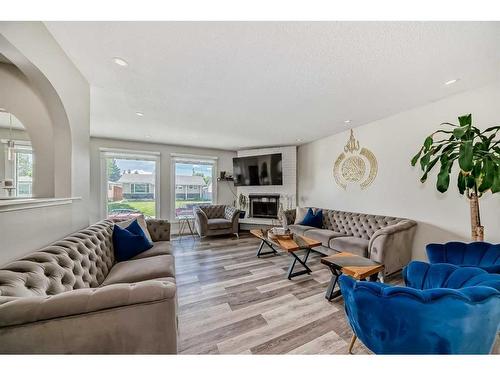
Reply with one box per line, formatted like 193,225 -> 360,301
101,149 -> 159,219
132,183 -> 150,193
173,156 -> 216,219
15,148 -> 33,197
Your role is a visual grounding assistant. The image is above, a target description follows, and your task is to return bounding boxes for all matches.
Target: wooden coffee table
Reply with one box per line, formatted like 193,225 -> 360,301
250,229 -> 280,257
250,229 -> 321,279
321,252 -> 384,301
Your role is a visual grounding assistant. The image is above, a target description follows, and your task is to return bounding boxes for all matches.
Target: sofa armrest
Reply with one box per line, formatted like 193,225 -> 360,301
193,207 -> 208,236
0,280 -> 176,328
224,206 -> 240,234
146,219 -> 171,242
280,209 -> 296,228
368,220 -> 417,275
224,206 -> 240,222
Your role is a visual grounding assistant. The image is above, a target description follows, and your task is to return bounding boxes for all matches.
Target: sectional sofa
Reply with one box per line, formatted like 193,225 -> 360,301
280,208 -> 417,275
0,219 -> 177,354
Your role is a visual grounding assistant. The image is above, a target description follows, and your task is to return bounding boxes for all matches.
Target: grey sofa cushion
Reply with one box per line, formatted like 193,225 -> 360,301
303,228 -> 348,247
288,224 -> 316,236
131,241 -> 171,260
329,236 -> 369,257
199,205 -> 226,219
207,218 -> 232,230
101,255 -> 175,286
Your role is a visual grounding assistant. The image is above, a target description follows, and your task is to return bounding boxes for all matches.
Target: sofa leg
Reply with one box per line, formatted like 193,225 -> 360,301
378,272 -> 385,284
234,233 -> 239,239
348,334 -> 357,354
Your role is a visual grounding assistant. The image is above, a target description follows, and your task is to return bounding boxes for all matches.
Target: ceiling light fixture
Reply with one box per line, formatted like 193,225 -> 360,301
112,57 -> 128,67
344,120 -> 351,124
145,134 -> 151,139
444,79 -> 459,86
296,138 -> 303,142
135,112 -> 144,117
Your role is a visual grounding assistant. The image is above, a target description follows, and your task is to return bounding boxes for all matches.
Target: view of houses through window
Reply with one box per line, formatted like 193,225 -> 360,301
105,153 -> 157,218
174,159 -> 214,218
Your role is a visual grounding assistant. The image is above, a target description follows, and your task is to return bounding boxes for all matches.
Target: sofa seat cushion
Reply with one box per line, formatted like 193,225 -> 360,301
288,224 -> 316,236
131,242 -> 171,260
207,218 -> 232,230
303,229 -> 348,247
101,255 -> 175,286
329,236 -> 369,257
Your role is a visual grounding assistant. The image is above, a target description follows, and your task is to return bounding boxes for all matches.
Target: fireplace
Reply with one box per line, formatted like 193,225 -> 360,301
249,194 -> 280,219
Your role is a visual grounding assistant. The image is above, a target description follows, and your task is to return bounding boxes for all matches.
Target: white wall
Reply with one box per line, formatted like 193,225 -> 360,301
0,22 -> 90,265
298,81 -> 500,261
89,137 -> 237,230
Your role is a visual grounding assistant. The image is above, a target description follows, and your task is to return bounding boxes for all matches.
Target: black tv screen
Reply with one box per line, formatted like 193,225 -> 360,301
233,153 -> 283,186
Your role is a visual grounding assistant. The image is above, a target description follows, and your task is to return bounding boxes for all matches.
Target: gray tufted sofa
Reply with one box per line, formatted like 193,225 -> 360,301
0,219 -> 177,354
193,205 -> 240,238
280,208 -> 417,275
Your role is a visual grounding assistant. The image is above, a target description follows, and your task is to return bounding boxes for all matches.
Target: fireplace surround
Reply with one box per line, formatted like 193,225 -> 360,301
249,194 -> 280,219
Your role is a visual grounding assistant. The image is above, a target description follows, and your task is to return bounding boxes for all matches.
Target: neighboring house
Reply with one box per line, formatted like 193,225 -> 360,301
118,172 -> 155,200
107,182 -> 123,201
175,175 -> 209,200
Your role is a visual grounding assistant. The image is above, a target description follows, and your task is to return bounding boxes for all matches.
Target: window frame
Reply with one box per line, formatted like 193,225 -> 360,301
100,148 -> 161,219
170,154 -> 218,221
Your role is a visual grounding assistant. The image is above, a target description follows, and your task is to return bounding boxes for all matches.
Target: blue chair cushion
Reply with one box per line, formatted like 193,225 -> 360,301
113,219 -> 153,262
299,208 -> 323,228
426,242 -> 500,273
339,261 -> 500,354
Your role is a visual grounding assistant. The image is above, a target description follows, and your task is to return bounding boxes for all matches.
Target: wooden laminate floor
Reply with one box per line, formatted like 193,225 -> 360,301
171,232 -> 402,355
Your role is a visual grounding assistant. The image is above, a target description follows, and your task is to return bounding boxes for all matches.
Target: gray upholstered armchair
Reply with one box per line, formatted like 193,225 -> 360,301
193,205 -> 240,238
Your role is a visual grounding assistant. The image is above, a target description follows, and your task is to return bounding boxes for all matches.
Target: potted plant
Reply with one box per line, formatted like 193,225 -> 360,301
411,114 -> 500,241
238,193 -> 248,218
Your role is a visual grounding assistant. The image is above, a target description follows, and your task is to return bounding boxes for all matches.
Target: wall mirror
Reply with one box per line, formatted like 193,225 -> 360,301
0,109 -> 33,198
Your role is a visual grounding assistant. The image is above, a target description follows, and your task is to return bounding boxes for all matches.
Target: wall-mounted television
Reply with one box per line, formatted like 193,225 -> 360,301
233,153 -> 283,186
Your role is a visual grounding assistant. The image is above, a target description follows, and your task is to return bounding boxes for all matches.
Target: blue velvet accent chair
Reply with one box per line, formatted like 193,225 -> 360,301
339,261 -> 500,354
426,242 -> 500,273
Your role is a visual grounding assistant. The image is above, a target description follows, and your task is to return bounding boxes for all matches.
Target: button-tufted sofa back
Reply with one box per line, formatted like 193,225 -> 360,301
198,205 -> 227,219
0,220 -> 114,298
321,209 -> 402,240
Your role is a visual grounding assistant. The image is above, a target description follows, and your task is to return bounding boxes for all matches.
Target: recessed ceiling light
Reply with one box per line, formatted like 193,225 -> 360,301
444,79 -> 459,86
135,112 -> 144,117
145,134 -> 151,139
344,120 -> 351,124
296,138 -> 303,142
113,57 -> 128,67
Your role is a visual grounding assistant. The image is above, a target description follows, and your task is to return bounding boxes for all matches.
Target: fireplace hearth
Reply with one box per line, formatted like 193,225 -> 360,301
249,194 -> 280,219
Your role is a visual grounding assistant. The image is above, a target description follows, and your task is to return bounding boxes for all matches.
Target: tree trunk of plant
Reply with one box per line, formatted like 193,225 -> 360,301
469,192 -> 484,241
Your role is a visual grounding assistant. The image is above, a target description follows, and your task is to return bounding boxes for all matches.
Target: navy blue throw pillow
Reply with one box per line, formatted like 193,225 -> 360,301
113,220 -> 153,262
300,208 -> 323,228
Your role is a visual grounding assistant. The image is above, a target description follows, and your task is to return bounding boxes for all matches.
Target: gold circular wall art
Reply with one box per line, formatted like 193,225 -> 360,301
333,130 -> 378,190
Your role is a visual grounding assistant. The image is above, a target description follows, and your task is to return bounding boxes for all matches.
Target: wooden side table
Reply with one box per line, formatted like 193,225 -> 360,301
321,251 -> 384,354
177,216 -> 196,240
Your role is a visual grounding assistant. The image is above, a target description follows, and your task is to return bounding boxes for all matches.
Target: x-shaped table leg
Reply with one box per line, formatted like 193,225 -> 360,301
287,248 -> 312,279
256,239 -> 278,257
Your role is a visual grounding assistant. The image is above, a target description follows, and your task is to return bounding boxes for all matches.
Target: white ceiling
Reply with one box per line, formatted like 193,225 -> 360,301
44,22 -> 500,151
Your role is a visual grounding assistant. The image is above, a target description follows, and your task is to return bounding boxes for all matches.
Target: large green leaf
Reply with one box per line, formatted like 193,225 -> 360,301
457,171 -> 466,194
436,163 -> 450,193
420,156 -> 440,182
458,114 -> 472,126
411,148 -> 422,166
466,174 -> 476,189
478,159 -> 495,193
458,140 -> 473,172
453,126 -> 468,139
424,136 -> 433,150
492,165 -> 500,193
420,151 -> 431,171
